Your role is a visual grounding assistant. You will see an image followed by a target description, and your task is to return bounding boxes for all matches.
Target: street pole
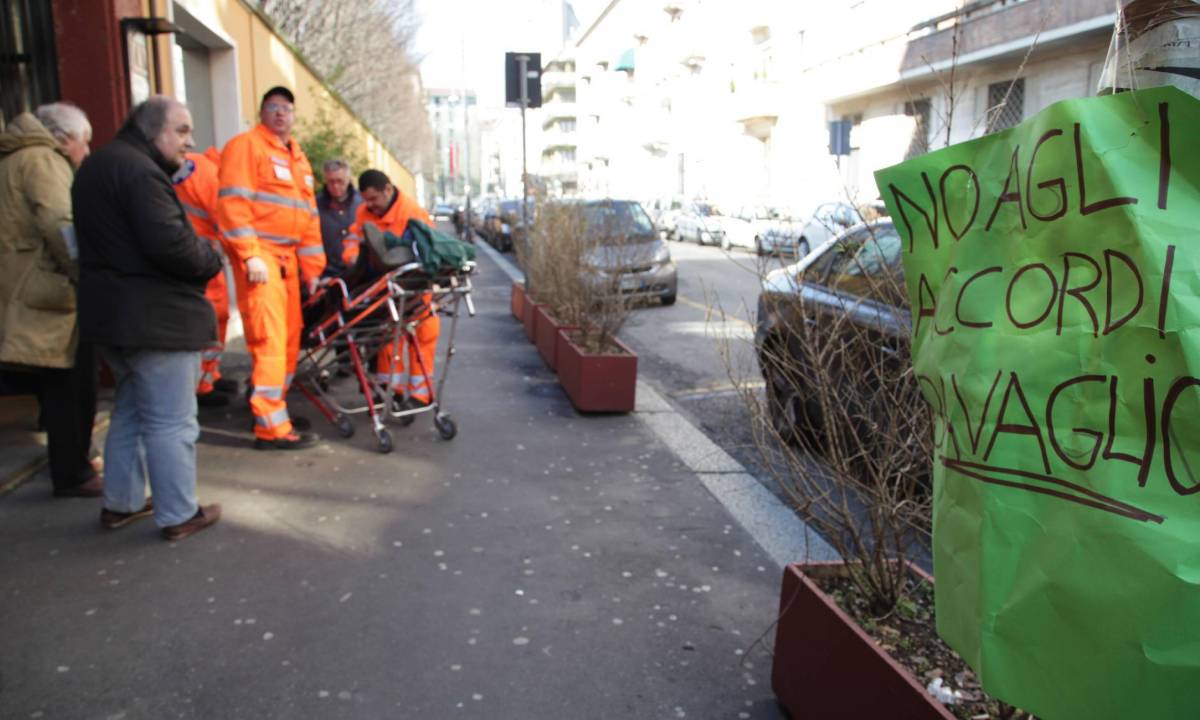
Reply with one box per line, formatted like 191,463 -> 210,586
461,33 -> 471,242
462,95 -> 471,241
518,53 -> 529,236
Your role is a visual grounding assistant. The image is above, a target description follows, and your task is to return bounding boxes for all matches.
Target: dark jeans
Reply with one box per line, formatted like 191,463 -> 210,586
0,341 -> 98,490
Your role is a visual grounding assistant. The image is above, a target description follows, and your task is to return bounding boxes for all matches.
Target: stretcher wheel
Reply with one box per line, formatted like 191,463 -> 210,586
335,414 -> 354,438
434,414 -> 457,441
376,429 -> 394,454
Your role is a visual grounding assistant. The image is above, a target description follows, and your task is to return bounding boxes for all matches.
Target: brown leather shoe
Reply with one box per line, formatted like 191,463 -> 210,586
53,475 -> 104,498
100,498 -> 154,529
161,503 -> 222,541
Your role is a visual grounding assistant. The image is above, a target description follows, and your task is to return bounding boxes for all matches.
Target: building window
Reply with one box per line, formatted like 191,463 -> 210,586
904,99 -> 931,159
0,0 -> 60,126
986,78 -> 1025,133
559,118 -> 576,132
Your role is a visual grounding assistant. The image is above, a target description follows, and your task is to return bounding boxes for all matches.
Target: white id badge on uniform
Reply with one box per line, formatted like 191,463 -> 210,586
273,164 -> 293,181
304,174 -> 314,189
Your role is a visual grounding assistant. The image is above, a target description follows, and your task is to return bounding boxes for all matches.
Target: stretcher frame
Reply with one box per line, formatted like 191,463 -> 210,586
295,260 -> 476,453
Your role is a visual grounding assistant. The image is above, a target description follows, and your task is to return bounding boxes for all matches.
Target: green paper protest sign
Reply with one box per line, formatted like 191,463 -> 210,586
875,87 -> 1200,719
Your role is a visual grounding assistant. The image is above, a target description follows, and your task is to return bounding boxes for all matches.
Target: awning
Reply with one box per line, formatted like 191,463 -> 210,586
615,48 -> 635,72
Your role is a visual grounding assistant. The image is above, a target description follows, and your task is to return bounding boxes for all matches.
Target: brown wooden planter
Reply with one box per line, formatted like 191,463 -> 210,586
533,305 -> 574,371
556,329 -> 637,413
511,280 -> 525,321
772,562 -> 953,720
522,299 -> 543,342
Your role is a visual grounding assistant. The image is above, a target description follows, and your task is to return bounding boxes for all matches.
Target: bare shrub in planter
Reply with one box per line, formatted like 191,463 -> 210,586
751,221 -> 932,612
527,201 -> 638,355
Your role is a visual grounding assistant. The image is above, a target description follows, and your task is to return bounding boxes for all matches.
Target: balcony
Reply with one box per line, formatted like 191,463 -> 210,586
544,85 -> 577,105
541,126 -> 577,149
732,80 -> 779,140
541,70 -> 575,93
900,0 -> 1114,74
541,112 -> 577,130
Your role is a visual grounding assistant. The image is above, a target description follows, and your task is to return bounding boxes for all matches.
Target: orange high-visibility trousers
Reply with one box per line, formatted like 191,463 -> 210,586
173,148 -> 229,396
197,263 -> 231,393
233,252 -> 302,439
376,297 -> 439,403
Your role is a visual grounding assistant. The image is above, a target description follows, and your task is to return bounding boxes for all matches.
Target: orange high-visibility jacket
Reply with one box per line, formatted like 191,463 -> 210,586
173,148 -> 221,241
216,124 -> 325,281
343,188 -> 432,267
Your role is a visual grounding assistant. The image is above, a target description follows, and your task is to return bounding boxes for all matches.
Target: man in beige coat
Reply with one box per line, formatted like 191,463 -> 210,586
0,103 -> 101,498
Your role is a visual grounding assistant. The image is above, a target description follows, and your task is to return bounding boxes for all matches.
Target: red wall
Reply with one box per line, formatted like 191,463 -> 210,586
51,0 -> 142,146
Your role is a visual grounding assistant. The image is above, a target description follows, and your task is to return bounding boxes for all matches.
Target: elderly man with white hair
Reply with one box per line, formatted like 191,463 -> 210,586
0,102 -> 101,499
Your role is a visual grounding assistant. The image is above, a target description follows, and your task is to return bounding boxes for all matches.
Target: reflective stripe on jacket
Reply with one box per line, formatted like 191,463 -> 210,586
173,148 -> 221,243
216,124 -> 325,281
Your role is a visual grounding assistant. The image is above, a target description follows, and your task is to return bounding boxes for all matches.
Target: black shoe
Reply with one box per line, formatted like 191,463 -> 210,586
53,475 -> 104,498
212,378 -> 240,394
255,431 -> 320,450
197,392 -> 231,408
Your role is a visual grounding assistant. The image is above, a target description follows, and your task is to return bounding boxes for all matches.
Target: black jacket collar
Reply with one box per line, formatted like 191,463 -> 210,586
116,122 -> 177,175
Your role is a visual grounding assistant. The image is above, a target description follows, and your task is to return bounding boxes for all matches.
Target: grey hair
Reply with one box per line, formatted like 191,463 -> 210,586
323,158 -> 351,175
129,95 -> 185,140
35,102 -> 92,143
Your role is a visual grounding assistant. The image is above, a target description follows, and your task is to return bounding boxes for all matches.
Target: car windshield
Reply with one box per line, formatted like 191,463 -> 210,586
583,201 -> 655,243
805,225 -> 901,283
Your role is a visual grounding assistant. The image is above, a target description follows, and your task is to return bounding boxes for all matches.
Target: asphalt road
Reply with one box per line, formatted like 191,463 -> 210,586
618,238 -> 795,507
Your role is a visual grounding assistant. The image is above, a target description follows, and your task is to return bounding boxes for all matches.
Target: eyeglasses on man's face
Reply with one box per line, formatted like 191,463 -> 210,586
264,102 -> 294,114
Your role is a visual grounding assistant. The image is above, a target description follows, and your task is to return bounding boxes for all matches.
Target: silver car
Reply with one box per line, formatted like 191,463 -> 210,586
757,202 -> 859,258
581,199 -> 678,306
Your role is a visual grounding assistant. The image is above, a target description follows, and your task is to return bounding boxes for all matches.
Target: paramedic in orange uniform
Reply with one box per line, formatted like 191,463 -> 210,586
343,169 -> 440,410
216,86 -> 325,450
172,147 -> 235,407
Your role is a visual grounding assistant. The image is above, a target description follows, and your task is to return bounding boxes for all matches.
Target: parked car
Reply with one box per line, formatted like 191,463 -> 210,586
673,203 -> 728,248
432,202 -> 455,221
756,201 -> 860,258
755,219 -> 906,441
648,198 -> 684,240
580,199 -> 677,306
474,197 -> 497,240
719,206 -> 779,251
493,198 -> 534,253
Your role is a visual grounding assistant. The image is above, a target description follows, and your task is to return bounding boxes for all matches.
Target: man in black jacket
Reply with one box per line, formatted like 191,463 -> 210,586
74,96 -> 223,541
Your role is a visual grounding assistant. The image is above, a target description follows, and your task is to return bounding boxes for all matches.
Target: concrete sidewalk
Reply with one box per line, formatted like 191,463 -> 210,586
1,248 -> 794,719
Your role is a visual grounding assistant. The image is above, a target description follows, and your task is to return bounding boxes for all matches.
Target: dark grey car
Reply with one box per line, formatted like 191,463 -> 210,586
755,220 -> 907,439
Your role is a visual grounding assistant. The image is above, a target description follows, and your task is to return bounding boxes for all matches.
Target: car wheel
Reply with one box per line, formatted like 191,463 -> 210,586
763,359 -> 823,446
755,237 -> 764,256
661,293 -> 677,306
720,235 -> 731,251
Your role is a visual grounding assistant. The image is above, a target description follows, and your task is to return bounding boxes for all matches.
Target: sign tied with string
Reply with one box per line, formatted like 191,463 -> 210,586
876,87 -> 1200,719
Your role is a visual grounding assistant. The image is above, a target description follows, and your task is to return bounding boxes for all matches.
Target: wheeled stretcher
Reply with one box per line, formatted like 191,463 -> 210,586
296,225 -> 476,452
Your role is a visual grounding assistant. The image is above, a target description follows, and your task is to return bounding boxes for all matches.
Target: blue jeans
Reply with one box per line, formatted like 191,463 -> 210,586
100,348 -> 201,528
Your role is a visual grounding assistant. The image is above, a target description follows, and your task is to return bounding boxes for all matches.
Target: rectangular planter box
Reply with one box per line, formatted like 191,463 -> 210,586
533,305 -> 574,371
556,329 -> 637,413
772,562 -> 953,720
522,299 -> 543,342
511,280 -> 525,321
